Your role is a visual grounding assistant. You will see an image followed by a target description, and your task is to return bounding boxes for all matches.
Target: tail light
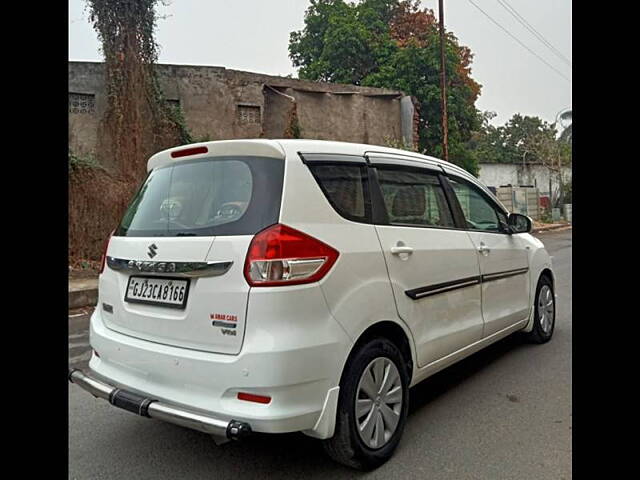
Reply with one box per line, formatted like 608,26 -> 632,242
99,230 -> 114,274
244,224 -> 339,286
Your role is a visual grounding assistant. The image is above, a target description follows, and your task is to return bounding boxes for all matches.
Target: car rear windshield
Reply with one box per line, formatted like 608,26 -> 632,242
114,156 -> 284,237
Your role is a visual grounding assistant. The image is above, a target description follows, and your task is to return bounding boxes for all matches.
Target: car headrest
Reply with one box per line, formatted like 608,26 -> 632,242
392,186 -> 425,217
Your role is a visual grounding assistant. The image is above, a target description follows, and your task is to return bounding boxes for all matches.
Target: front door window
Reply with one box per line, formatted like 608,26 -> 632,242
448,177 -> 505,232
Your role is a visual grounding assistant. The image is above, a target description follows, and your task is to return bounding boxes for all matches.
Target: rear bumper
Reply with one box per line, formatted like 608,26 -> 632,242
86,303 -> 351,436
69,368 -> 251,440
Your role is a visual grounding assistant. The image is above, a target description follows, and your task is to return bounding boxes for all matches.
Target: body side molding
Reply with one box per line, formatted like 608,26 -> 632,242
405,268 -> 529,300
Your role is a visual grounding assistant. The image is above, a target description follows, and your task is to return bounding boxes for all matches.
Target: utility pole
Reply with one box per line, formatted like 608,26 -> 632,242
438,0 -> 449,162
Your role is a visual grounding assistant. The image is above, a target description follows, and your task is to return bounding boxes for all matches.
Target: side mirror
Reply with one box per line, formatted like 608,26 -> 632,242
507,213 -> 532,234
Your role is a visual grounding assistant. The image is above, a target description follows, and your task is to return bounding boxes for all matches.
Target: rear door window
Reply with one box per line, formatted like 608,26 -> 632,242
375,168 -> 455,228
115,156 -> 284,237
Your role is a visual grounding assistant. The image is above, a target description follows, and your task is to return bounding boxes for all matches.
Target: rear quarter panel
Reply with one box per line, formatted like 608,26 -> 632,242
277,150 -> 419,378
519,233 -> 554,332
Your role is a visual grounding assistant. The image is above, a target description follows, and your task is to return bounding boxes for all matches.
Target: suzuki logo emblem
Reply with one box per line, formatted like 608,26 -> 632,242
147,243 -> 158,258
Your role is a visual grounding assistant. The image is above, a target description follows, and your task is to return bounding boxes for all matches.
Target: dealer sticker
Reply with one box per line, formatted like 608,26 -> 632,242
211,313 -> 238,329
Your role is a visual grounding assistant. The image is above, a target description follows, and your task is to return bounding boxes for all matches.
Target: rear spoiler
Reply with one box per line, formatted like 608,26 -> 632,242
147,140 -> 286,171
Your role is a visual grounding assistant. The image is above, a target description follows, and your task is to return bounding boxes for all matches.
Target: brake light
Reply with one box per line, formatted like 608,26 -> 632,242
244,224 -> 339,286
170,146 -> 208,158
99,231 -> 114,274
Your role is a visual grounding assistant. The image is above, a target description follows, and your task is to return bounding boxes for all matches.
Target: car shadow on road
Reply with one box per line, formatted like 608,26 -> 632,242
71,332 -> 535,479
407,332 -> 529,416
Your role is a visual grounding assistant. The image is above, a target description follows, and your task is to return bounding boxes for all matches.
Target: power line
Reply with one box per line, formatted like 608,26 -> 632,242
466,0 -> 570,83
495,0 -> 571,67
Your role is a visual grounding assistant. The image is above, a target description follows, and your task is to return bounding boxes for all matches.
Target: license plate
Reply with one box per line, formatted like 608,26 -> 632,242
125,276 -> 190,309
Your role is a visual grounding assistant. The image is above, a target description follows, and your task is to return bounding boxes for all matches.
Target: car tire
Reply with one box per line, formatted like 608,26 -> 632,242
322,337 -> 410,470
524,274 -> 555,344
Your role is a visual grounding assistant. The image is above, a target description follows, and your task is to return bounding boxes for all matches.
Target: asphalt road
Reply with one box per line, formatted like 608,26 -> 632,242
69,229 -> 572,479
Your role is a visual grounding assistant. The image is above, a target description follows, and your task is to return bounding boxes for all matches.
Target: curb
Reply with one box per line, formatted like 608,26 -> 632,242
69,278 -> 99,309
532,224 -> 572,234
69,288 -> 98,309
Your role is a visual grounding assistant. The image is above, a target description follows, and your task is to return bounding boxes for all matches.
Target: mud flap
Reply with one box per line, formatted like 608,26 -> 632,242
302,386 -> 340,440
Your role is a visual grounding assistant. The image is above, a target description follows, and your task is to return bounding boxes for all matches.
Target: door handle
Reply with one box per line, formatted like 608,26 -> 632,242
391,245 -> 414,255
478,242 -> 490,256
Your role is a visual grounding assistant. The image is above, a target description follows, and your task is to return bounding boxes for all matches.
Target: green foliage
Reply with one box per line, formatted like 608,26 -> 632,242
289,114 -> 302,139
69,151 -> 103,173
469,113 -> 571,169
289,0 -> 482,174
161,97 -> 193,144
383,135 -> 419,152
466,111 -> 505,163
283,104 -> 303,139
539,208 -> 552,224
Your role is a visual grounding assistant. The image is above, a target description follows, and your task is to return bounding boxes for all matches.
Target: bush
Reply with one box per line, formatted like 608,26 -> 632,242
539,208 -> 552,224
69,152 -> 103,172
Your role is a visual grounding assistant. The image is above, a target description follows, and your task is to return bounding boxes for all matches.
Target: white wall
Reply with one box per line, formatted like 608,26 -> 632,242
478,163 -> 571,198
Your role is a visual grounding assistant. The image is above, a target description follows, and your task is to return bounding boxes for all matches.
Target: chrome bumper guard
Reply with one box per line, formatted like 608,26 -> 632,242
68,369 -> 252,440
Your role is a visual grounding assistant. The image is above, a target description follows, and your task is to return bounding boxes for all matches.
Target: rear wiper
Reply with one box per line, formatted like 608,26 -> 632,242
175,232 -> 197,237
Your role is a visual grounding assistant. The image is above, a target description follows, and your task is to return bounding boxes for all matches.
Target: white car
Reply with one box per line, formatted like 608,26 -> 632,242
69,139 -> 555,470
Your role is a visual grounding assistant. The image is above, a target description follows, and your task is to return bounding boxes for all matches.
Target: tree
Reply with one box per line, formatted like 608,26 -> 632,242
466,111 -> 510,164
470,113 -> 572,207
526,125 -> 571,207
469,113 -> 569,166
86,0 -> 191,178
289,0 -> 482,174
70,0 -> 194,264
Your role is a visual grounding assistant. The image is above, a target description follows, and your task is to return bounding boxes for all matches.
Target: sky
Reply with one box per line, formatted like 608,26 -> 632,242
69,0 -> 571,126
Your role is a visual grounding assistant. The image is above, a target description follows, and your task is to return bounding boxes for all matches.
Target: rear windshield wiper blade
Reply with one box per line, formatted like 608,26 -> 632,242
175,232 -> 198,237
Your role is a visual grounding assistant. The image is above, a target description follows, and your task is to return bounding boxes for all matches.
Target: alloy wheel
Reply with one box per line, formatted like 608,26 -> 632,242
355,357 -> 403,449
538,284 -> 554,334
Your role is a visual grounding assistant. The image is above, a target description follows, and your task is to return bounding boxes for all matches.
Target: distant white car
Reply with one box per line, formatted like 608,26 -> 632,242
69,139 -> 555,470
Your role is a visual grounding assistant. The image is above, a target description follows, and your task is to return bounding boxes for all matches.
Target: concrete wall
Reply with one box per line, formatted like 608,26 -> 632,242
478,162 -> 572,197
69,66 -> 106,158
68,61 -> 415,157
